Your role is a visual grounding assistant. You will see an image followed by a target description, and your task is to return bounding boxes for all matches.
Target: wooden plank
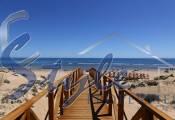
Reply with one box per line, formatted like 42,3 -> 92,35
58,89 -> 92,120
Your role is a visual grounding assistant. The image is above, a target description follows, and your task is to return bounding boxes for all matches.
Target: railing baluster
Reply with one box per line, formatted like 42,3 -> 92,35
59,86 -> 64,115
70,75 -> 73,96
103,76 -> 107,101
118,89 -> 124,120
64,78 -> 69,100
75,71 -> 77,81
48,92 -> 54,120
26,109 -> 31,120
78,68 -> 79,79
142,108 -> 154,120
108,80 -> 113,115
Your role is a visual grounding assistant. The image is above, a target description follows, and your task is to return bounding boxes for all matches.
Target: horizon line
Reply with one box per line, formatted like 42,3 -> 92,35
2,57 -> 175,59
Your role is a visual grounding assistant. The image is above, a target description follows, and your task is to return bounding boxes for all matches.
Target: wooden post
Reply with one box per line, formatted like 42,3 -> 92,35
26,109 -> 30,120
48,92 -> 55,120
142,108 -> 153,120
77,68 -> 79,79
108,80 -> 113,115
70,75 -> 73,96
64,78 -> 69,100
118,89 -> 124,120
103,76 -> 107,101
60,86 -> 64,115
109,72 -> 112,77
64,90 -> 69,101
72,74 -> 75,93
75,71 -> 77,81
77,69 -> 78,79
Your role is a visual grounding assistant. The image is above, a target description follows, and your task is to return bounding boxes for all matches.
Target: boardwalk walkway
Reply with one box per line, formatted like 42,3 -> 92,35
1,68 -> 174,120
58,75 -> 113,120
58,89 -> 92,120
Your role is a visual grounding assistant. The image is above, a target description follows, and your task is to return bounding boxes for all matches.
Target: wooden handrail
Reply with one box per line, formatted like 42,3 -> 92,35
1,68 -> 83,120
1,89 -> 48,120
88,68 -> 174,120
107,75 -> 174,120
124,89 -> 173,120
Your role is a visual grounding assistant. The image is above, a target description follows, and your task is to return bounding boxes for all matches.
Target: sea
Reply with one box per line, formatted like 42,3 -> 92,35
1,58 -> 175,70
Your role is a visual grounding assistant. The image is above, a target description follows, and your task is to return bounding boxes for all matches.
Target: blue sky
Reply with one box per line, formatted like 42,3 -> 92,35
0,0 -> 175,58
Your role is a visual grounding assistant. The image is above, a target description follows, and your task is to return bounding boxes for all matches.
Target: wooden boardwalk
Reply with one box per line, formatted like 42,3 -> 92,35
1,68 -> 174,120
58,87 -> 113,120
58,89 -> 92,120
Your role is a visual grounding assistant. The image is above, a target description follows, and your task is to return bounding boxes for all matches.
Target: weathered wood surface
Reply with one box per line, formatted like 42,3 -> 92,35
58,89 -> 92,120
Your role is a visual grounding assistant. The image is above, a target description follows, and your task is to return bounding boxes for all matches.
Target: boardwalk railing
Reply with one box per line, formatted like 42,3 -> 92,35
1,68 -> 83,120
89,68 -> 174,120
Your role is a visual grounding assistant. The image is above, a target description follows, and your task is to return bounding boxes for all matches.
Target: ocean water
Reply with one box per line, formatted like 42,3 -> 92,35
0,58 -> 175,70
